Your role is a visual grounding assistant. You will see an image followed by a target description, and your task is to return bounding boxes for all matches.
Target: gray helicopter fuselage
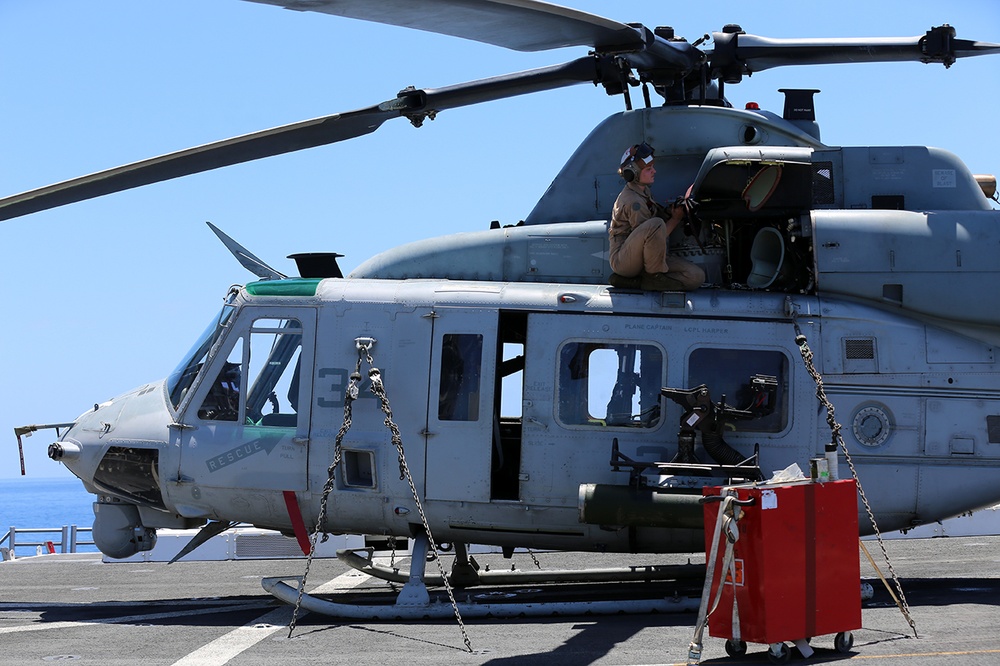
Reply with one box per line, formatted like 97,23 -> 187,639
61,273 -> 1000,556
55,102 -> 1000,558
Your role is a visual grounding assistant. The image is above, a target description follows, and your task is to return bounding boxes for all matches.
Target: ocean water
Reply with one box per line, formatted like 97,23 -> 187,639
0,476 -> 98,556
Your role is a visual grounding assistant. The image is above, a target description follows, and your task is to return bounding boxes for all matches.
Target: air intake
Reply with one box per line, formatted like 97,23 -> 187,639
288,253 -> 344,278
843,337 -> 878,374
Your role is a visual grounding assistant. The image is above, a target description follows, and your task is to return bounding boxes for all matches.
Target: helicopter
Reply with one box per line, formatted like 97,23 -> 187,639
5,0 -> 1000,617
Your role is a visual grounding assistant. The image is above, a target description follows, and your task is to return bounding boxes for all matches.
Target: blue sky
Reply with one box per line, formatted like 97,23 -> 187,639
1,0 -> 998,480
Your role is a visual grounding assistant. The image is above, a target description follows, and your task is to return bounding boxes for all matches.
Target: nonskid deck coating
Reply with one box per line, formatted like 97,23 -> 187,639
1,536 -> 999,665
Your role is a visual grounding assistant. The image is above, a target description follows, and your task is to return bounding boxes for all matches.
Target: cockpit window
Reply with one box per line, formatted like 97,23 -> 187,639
246,319 -> 303,425
166,304 -> 235,410
198,318 -> 304,427
198,341 -> 243,422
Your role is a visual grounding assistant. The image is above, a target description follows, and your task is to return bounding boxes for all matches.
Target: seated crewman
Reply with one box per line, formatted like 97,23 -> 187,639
608,143 -> 705,291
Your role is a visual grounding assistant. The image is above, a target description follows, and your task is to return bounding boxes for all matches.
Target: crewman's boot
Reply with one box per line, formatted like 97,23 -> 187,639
609,272 -> 643,289
640,272 -> 686,291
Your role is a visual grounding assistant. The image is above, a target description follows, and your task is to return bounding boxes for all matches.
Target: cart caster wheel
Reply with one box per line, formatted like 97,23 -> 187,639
834,631 -> 854,653
724,639 -> 747,657
767,643 -> 791,664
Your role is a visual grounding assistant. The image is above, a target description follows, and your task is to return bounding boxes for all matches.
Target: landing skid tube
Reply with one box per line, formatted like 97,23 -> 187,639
336,545 -> 705,588
262,535 -> 703,620
262,575 -> 702,620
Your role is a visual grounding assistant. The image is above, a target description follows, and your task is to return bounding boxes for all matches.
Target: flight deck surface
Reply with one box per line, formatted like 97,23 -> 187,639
1,536 -> 998,665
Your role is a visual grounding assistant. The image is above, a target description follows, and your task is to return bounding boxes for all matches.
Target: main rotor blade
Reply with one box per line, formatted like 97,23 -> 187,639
0,58 -> 600,222
712,27 -> 1000,76
248,0 -> 701,80
0,108 -> 392,222
245,0 -> 642,52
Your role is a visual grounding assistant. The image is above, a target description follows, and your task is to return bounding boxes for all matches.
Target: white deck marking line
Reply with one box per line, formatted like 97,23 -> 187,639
167,605 -> 296,666
169,567 -> 373,666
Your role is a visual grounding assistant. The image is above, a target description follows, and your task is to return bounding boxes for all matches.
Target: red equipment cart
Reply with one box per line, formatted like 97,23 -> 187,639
702,479 -> 862,663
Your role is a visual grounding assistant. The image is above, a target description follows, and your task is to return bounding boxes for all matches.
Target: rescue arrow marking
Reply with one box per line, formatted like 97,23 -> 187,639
206,436 -> 282,472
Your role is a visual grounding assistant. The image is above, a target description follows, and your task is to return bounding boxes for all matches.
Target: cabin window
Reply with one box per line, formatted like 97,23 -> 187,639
438,333 -> 483,421
687,348 -> 788,432
198,318 -> 304,427
557,342 -> 663,428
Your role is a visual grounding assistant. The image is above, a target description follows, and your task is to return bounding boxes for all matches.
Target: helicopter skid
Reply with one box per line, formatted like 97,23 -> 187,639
336,547 -> 705,588
261,575 -> 701,620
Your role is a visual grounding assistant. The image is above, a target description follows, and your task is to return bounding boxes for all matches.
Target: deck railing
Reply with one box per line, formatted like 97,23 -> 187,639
0,525 -> 94,560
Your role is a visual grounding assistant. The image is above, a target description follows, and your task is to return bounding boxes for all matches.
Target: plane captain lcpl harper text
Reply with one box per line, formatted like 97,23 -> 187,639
608,143 -> 705,291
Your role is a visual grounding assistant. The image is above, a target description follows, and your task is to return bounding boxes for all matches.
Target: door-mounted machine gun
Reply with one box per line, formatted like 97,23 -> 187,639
578,376 -> 775,534
663,374 -> 777,473
604,374 -> 777,486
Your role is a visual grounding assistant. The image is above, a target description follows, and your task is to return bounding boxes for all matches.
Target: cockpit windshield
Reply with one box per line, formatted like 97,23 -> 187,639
166,304 -> 236,410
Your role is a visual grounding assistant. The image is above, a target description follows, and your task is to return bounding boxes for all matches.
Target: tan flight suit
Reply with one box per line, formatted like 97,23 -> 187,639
609,182 -> 705,290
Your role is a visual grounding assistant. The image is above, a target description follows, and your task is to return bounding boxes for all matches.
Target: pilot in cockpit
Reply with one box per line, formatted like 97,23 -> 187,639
608,143 -> 705,292
198,362 -> 241,422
